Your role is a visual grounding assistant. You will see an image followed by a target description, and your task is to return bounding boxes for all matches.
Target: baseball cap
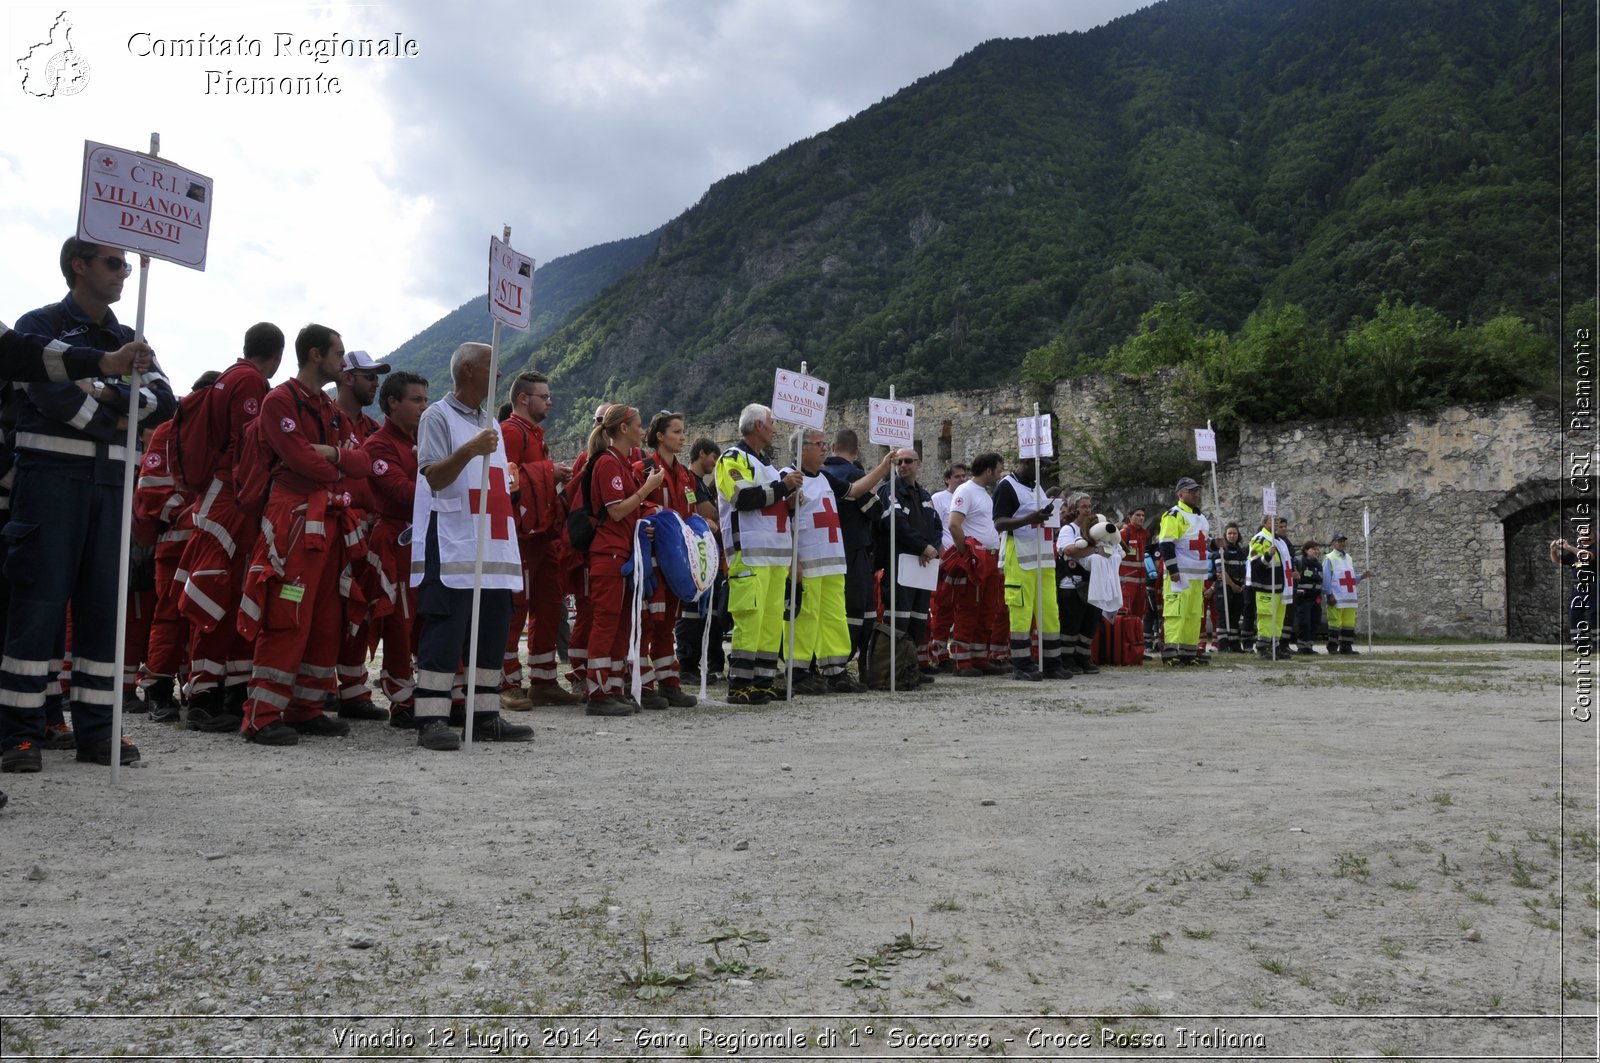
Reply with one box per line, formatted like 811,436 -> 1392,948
1332,531 -> 1348,541
1175,476 -> 1200,492
341,350 -> 390,375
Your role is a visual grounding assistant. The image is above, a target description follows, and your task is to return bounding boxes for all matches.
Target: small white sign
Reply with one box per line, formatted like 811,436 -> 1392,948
1363,507 -> 1371,539
1194,427 -> 1217,463
868,397 -> 915,448
1263,486 -> 1278,517
772,368 -> 829,430
79,140 -> 213,270
488,236 -> 536,330
896,553 -> 939,591
1017,414 -> 1054,458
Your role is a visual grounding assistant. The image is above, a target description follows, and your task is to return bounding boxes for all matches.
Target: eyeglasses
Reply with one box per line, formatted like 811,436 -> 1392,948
530,392 -> 551,401
894,459 -> 918,466
96,256 -> 132,274
352,371 -> 379,381
803,440 -> 825,448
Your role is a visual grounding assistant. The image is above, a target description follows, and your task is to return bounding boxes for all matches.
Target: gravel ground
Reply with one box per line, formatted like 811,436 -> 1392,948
0,643 -> 1595,1062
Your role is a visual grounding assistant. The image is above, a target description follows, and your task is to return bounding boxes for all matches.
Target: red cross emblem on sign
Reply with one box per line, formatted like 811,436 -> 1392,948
1188,533 -> 1208,560
468,465 -> 516,541
1338,571 -> 1360,593
812,494 -> 841,543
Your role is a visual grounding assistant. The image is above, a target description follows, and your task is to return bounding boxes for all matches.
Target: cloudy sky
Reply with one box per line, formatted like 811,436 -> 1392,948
4,0 -> 1150,393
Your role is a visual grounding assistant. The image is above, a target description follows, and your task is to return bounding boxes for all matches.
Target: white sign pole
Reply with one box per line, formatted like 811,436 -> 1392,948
1204,421 -> 1229,653
464,224 -> 512,750
888,387 -> 898,693
1364,506 -> 1373,654
785,364 -> 808,701
1032,403 -> 1045,672
1268,482 -> 1278,662
109,132 -> 162,785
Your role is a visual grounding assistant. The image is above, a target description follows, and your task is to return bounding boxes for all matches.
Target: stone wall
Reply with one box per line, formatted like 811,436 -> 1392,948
1215,399 -> 1561,640
566,384 -> 1561,641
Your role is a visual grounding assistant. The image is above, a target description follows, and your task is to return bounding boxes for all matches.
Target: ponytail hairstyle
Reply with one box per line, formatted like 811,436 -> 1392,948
646,410 -> 684,452
587,403 -> 637,459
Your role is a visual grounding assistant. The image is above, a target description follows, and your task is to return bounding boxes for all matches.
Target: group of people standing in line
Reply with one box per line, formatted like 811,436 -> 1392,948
0,237 -> 1380,817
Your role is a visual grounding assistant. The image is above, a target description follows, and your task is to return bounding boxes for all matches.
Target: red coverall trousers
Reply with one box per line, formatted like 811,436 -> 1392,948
180,478 -> 258,700
949,553 -> 1007,669
504,538 -> 564,690
238,491 -> 346,732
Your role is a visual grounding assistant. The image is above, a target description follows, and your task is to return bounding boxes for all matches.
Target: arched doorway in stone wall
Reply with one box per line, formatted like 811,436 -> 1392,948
1494,480 -> 1568,643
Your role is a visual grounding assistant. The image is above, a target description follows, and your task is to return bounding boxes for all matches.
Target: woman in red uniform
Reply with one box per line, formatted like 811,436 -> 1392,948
637,412 -> 700,709
583,405 -> 663,715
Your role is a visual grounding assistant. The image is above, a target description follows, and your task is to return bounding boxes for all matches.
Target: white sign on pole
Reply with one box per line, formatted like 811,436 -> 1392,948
1263,486 -> 1278,517
772,368 -> 829,430
1194,427 -> 1218,463
1016,414 -> 1054,458
79,140 -> 213,270
488,236 -> 535,329
868,397 -> 915,448
1363,507 -> 1372,539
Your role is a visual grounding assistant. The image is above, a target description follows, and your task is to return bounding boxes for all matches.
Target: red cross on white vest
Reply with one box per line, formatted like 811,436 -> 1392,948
812,494 -> 841,543
1188,533 -> 1208,560
468,465 -> 516,541
1338,571 -> 1360,593
762,495 -> 789,533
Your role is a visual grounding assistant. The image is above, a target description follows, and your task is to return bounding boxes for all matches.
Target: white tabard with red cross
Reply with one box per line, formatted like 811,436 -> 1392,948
787,469 -> 848,579
1324,548 -> 1361,605
409,399 -> 522,591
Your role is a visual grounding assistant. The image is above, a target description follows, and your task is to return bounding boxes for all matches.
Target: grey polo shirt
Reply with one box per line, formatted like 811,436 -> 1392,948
416,392 -> 489,476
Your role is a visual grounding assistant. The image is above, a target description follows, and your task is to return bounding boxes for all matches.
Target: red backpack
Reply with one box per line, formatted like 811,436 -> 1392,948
232,386 -> 330,519
169,381 -> 224,493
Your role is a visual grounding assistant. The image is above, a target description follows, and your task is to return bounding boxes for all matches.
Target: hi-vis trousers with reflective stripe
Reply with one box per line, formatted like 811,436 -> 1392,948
1161,573 -> 1204,660
1003,540 -> 1060,670
792,571 -> 850,676
726,552 -> 787,688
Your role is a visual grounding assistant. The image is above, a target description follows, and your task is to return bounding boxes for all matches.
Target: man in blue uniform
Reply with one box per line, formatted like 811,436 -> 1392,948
2,239 -> 176,773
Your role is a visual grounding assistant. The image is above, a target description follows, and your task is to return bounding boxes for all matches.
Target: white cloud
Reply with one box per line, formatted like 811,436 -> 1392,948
3,0 -> 1147,393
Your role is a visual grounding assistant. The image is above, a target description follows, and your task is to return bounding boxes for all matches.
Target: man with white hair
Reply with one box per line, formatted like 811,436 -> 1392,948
407,343 -> 534,750
715,403 -> 803,704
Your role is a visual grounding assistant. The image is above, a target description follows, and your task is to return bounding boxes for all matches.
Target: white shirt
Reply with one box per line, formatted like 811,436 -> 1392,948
949,480 -> 999,549
931,489 -> 955,550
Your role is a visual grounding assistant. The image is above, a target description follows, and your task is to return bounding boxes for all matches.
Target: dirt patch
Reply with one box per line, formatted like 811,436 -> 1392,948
0,645 -> 1594,1060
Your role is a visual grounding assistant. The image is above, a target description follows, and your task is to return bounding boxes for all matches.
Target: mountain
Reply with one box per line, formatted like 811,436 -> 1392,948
381,227 -> 662,394
480,0 -> 1585,436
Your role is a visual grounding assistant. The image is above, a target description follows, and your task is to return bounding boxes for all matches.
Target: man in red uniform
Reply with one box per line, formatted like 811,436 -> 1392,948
498,371 -> 579,709
236,324 -> 371,746
176,323 -> 283,732
133,370 -> 220,723
331,349 -> 389,720
362,370 -> 427,727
